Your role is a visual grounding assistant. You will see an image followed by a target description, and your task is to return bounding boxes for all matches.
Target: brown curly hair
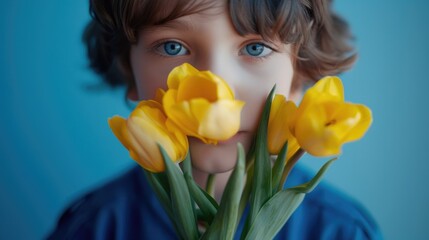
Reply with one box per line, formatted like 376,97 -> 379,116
83,0 -> 356,93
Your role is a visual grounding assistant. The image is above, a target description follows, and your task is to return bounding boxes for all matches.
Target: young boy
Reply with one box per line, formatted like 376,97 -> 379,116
48,0 -> 382,239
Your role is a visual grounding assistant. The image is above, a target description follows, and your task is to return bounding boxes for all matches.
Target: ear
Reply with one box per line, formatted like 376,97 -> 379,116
127,85 -> 138,101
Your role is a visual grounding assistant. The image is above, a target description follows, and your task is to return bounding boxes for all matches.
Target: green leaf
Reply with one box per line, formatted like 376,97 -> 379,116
144,170 -> 186,236
144,170 -> 169,205
289,157 -> 337,193
184,172 -> 219,224
159,145 -> 199,240
238,162 -> 253,220
243,86 -> 276,235
205,174 -> 216,197
244,157 -> 337,239
238,139 -> 256,218
143,170 -> 173,218
201,143 -> 245,240
271,141 -> 288,195
244,189 -> 305,240
181,146 -> 219,224
181,152 -> 192,176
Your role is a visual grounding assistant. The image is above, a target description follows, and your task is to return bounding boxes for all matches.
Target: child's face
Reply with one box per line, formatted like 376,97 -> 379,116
129,1 -> 295,173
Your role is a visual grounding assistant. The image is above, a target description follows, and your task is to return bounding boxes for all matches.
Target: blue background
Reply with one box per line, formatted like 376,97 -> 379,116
1,1 -> 428,239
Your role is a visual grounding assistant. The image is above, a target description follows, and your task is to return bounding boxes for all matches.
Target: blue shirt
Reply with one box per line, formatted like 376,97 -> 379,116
47,165 -> 382,239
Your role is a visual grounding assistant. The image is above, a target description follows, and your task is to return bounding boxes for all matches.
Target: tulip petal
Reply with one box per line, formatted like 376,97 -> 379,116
177,75 -> 218,102
299,76 -> 344,113
268,99 -> 297,154
164,90 -> 201,138
342,104 -> 373,142
163,63 -> 244,143
294,100 -> 373,156
165,119 -> 189,159
127,117 -> 164,172
170,103 -> 203,137
109,99 -> 189,173
108,116 -> 129,149
122,123 -> 154,170
268,94 -> 286,125
163,89 -> 178,111
204,71 -> 235,100
285,138 -> 300,162
154,88 -> 166,104
312,76 -> 344,100
267,94 -> 299,158
167,63 -> 199,90
324,102 -> 360,141
188,98 -> 211,125
294,103 -> 342,156
192,99 -> 244,140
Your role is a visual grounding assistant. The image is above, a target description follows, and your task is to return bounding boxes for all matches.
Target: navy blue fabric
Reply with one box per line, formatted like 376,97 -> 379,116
47,165 -> 382,240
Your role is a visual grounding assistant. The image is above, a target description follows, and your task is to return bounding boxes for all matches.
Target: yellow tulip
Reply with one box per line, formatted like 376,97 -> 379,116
298,76 -> 344,114
292,76 -> 372,156
108,100 -> 189,172
163,63 -> 245,144
267,94 -> 300,161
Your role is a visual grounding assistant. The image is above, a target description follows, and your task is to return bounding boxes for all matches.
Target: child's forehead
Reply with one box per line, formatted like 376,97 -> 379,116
131,0 -> 307,44
142,0 -> 221,25
159,3 -> 223,24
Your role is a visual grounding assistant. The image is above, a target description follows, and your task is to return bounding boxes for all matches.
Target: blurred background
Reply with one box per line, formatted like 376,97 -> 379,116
1,1 -> 428,239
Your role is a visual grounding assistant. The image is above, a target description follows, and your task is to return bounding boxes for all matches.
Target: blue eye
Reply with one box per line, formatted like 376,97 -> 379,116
160,41 -> 188,56
242,43 -> 273,57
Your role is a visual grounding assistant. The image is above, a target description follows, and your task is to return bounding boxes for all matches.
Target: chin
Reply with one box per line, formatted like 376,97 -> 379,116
189,133 -> 252,174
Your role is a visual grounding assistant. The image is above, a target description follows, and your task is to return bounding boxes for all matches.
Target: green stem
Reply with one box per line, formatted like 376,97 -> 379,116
206,173 -> 216,197
277,148 -> 305,192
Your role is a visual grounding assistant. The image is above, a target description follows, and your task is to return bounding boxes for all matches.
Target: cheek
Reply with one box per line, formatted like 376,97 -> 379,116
133,69 -> 168,100
130,46 -> 180,100
270,57 -> 294,96
238,58 -> 294,131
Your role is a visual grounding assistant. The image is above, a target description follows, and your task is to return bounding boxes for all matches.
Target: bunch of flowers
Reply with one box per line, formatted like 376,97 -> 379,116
108,63 -> 372,239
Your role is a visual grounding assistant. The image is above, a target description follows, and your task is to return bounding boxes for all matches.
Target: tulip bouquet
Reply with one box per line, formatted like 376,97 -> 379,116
108,63 -> 372,239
